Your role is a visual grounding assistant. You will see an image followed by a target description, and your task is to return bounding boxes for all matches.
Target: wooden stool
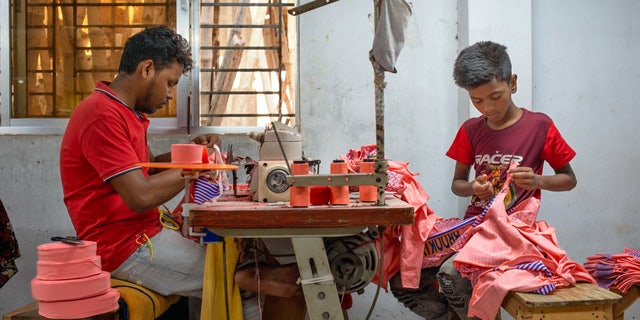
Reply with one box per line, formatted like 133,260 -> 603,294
612,285 -> 640,320
2,301 -> 118,320
502,282 -> 622,320
110,279 -> 181,319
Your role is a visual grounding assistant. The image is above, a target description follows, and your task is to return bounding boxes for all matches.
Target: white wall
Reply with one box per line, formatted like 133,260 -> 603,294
1,0 -> 639,318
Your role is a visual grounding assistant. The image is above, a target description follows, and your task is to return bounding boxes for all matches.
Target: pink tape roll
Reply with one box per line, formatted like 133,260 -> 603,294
37,288 -> 120,319
32,271 -> 111,302
171,144 -> 209,164
37,241 -> 97,264
37,255 -> 102,281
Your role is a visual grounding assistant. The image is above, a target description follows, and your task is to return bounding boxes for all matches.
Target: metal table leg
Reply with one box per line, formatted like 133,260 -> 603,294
291,237 -> 344,320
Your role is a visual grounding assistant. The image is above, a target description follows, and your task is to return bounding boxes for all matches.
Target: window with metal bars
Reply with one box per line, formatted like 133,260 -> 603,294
193,0 -> 296,128
1,0 -> 296,132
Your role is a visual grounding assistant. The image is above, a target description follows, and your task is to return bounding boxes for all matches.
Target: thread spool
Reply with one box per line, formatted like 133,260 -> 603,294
290,160 -> 310,207
330,159 -> 349,205
359,159 -> 377,202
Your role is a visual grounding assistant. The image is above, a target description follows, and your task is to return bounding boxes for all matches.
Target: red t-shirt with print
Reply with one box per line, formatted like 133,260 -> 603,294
446,108 -> 575,218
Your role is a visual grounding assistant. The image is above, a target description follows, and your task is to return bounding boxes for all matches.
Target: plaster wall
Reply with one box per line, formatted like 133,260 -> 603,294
1,0 -> 639,318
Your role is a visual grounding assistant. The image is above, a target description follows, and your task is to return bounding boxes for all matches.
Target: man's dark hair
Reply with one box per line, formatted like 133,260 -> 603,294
453,41 -> 512,89
118,25 -> 193,75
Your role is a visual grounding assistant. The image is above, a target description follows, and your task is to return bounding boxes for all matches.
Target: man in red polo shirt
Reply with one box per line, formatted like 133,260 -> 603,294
60,26 -> 218,318
61,26 -> 303,319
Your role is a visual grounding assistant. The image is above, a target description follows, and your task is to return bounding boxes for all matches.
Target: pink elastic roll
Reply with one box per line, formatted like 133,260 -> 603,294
31,271 -> 111,302
37,241 -> 97,264
37,255 -> 102,281
37,288 -> 120,319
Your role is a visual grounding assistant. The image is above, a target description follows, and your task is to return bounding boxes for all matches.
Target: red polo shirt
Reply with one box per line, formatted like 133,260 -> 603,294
60,81 -> 162,272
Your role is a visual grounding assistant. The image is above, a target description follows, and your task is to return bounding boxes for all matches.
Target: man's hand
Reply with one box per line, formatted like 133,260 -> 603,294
190,134 -> 222,148
508,166 -> 541,190
472,174 -> 494,200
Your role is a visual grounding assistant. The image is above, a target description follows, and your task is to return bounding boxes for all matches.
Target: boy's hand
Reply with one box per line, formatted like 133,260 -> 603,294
472,174 -> 494,200
508,167 -> 541,190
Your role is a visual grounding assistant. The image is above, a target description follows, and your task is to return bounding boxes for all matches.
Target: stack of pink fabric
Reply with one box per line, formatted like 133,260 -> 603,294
584,248 -> 640,293
31,240 -> 120,319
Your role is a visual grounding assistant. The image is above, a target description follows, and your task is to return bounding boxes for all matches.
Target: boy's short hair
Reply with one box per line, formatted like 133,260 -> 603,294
453,41 -> 511,89
118,25 -> 193,75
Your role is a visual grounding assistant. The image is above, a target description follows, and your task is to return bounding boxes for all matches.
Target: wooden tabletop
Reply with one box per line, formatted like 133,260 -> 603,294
189,194 -> 414,229
506,282 -> 622,307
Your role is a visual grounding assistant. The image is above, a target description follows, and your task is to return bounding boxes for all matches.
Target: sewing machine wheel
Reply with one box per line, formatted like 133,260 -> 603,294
265,168 -> 290,193
325,232 -> 378,294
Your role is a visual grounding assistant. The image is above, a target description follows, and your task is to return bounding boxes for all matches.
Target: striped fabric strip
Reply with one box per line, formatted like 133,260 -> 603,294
193,177 -> 223,204
472,196 -> 496,227
625,248 -> 640,260
513,260 -> 556,295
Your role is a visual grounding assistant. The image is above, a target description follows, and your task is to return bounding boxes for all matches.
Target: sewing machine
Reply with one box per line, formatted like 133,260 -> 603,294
248,123 -> 303,203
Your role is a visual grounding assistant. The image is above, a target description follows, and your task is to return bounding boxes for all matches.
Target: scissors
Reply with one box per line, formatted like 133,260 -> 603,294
51,236 -> 84,245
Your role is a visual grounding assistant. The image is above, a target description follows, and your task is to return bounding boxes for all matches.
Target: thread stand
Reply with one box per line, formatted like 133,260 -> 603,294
286,159 -> 389,205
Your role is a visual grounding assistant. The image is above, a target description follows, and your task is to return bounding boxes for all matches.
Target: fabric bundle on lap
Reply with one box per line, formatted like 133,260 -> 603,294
584,248 -> 640,293
31,240 -> 120,319
453,163 -> 595,320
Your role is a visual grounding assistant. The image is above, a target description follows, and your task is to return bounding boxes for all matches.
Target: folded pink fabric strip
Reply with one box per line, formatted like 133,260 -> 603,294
584,248 -> 640,293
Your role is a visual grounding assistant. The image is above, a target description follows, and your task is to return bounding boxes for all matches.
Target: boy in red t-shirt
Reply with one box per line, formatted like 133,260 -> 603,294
390,41 -> 577,320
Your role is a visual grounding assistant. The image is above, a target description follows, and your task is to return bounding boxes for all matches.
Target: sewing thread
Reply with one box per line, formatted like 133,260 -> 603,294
290,161 -> 310,207
359,159 -> 377,202
330,160 -> 349,205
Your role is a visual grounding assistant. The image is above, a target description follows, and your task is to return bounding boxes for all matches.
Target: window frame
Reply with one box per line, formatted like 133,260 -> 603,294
0,0 -> 297,135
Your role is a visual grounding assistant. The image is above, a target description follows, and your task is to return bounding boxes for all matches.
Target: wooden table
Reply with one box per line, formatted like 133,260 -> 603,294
189,194 -> 414,320
502,282 -> 622,320
612,285 -> 639,320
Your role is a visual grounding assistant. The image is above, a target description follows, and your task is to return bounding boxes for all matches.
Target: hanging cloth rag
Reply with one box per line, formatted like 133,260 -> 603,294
371,0 -> 412,73
0,197 -> 21,289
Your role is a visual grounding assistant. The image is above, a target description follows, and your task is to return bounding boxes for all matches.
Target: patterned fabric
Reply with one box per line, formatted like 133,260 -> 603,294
193,177 -> 224,205
584,248 -> 640,293
0,198 -> 20,289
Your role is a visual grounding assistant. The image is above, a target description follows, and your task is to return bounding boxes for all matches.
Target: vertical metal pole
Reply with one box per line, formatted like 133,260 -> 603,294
371,0 -> 387,205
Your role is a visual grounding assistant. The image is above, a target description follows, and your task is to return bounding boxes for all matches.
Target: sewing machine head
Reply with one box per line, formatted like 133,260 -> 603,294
249,123 -> 303,203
